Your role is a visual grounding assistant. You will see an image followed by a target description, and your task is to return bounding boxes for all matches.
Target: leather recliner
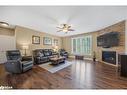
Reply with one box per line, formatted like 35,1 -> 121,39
59,49 -> 69,58
4,50 -> 33,74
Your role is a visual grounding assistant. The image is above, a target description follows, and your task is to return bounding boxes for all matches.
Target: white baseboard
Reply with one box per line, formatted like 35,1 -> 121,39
99,61 -> 117,67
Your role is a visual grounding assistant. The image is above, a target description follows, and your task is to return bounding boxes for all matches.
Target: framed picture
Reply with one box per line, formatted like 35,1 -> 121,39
43,37 -> 52,45
32,35 -> 40,44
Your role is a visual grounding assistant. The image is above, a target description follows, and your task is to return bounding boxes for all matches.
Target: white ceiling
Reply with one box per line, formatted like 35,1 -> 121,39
0,6 -> 127,37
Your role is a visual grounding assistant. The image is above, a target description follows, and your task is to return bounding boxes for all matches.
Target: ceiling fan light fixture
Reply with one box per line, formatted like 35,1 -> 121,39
56,23 -> 74,33
63,29 -> 68,32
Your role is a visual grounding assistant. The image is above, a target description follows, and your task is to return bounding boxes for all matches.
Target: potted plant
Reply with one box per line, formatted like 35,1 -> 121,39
93,51 -> 96,62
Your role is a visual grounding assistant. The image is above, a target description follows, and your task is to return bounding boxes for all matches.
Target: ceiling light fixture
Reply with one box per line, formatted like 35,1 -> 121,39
56,24 -> 75,33
0,21 -> 9,27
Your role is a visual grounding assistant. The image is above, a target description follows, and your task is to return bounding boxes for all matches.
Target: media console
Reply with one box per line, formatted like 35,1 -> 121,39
118,53 -> 127,77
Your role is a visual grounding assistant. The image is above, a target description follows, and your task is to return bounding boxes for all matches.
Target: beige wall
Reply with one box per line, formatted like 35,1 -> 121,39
15,26 -> 62,56
0,27 -> 15,36
62,21 -> 125,61
62,37 -> 71,54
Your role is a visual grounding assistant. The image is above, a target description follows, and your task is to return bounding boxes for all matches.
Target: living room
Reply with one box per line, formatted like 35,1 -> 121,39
1,6 -> 127,90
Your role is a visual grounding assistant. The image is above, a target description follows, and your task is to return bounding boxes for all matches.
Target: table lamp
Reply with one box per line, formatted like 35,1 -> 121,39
54,46 -> 58,52
22,45 -> 29,56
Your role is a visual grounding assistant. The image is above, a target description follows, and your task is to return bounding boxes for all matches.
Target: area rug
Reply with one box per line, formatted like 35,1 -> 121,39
38,61 -> 73,73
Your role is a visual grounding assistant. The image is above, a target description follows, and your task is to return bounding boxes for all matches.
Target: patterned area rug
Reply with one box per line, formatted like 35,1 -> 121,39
38,61 -> 73,73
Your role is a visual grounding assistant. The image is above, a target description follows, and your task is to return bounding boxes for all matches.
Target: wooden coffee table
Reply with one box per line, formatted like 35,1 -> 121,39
50,57 -> 65,65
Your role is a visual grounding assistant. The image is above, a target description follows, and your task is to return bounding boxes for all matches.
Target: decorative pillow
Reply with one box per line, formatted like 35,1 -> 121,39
44,51 -> 50,56
40,53 -> 44,57
37,52 -> 41,56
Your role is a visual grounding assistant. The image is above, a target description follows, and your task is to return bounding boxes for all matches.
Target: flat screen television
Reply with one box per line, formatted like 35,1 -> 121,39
97,32 -> 119,48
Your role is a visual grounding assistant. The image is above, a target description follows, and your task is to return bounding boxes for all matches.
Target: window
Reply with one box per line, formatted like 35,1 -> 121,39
71,35 -> 92,55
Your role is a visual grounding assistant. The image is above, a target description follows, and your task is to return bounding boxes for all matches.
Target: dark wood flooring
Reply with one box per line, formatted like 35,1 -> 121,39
0,59 -> 127,89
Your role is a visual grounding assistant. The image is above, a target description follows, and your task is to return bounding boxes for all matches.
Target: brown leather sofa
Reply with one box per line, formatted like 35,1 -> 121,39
33,49 -> 58,64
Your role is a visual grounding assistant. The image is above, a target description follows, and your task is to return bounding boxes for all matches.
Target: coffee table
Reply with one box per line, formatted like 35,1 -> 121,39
50,57 -> 65,65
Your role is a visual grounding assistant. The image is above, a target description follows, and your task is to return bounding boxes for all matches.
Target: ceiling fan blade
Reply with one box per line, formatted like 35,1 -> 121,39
68,29 -> 75,31
57,30 -> 62,32
68,26 -> 71,28
56,27 -> 63,29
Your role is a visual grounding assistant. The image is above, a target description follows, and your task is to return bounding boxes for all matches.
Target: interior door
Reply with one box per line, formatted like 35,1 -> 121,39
0,35 -> 16,64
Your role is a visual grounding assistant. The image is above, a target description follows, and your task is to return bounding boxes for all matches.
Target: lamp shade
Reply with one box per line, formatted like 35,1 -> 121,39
22,45 -> 29,49
55,46 -> 58,49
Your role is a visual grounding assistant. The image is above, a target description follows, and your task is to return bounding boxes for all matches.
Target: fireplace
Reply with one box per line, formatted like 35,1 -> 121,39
102,51 -> 116,65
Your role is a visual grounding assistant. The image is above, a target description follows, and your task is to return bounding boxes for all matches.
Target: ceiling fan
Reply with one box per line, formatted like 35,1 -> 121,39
56,24 -> 75,33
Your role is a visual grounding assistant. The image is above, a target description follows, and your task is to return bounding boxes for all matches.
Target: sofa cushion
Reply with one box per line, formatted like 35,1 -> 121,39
6,50 -> 21,60
44,52 -> 50,56
37,51 -> 44,57
43,50 -> 50,56
39,52 -> 45,57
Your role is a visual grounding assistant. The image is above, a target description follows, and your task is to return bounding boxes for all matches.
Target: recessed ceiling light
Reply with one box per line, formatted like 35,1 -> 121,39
0,22 -> 9,27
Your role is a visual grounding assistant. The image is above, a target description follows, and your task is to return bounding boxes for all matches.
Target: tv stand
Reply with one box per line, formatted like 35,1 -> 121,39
118,53 -> 127,77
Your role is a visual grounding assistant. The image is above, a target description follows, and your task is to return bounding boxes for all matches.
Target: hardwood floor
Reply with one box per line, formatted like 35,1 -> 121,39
0,59 -> 127,89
